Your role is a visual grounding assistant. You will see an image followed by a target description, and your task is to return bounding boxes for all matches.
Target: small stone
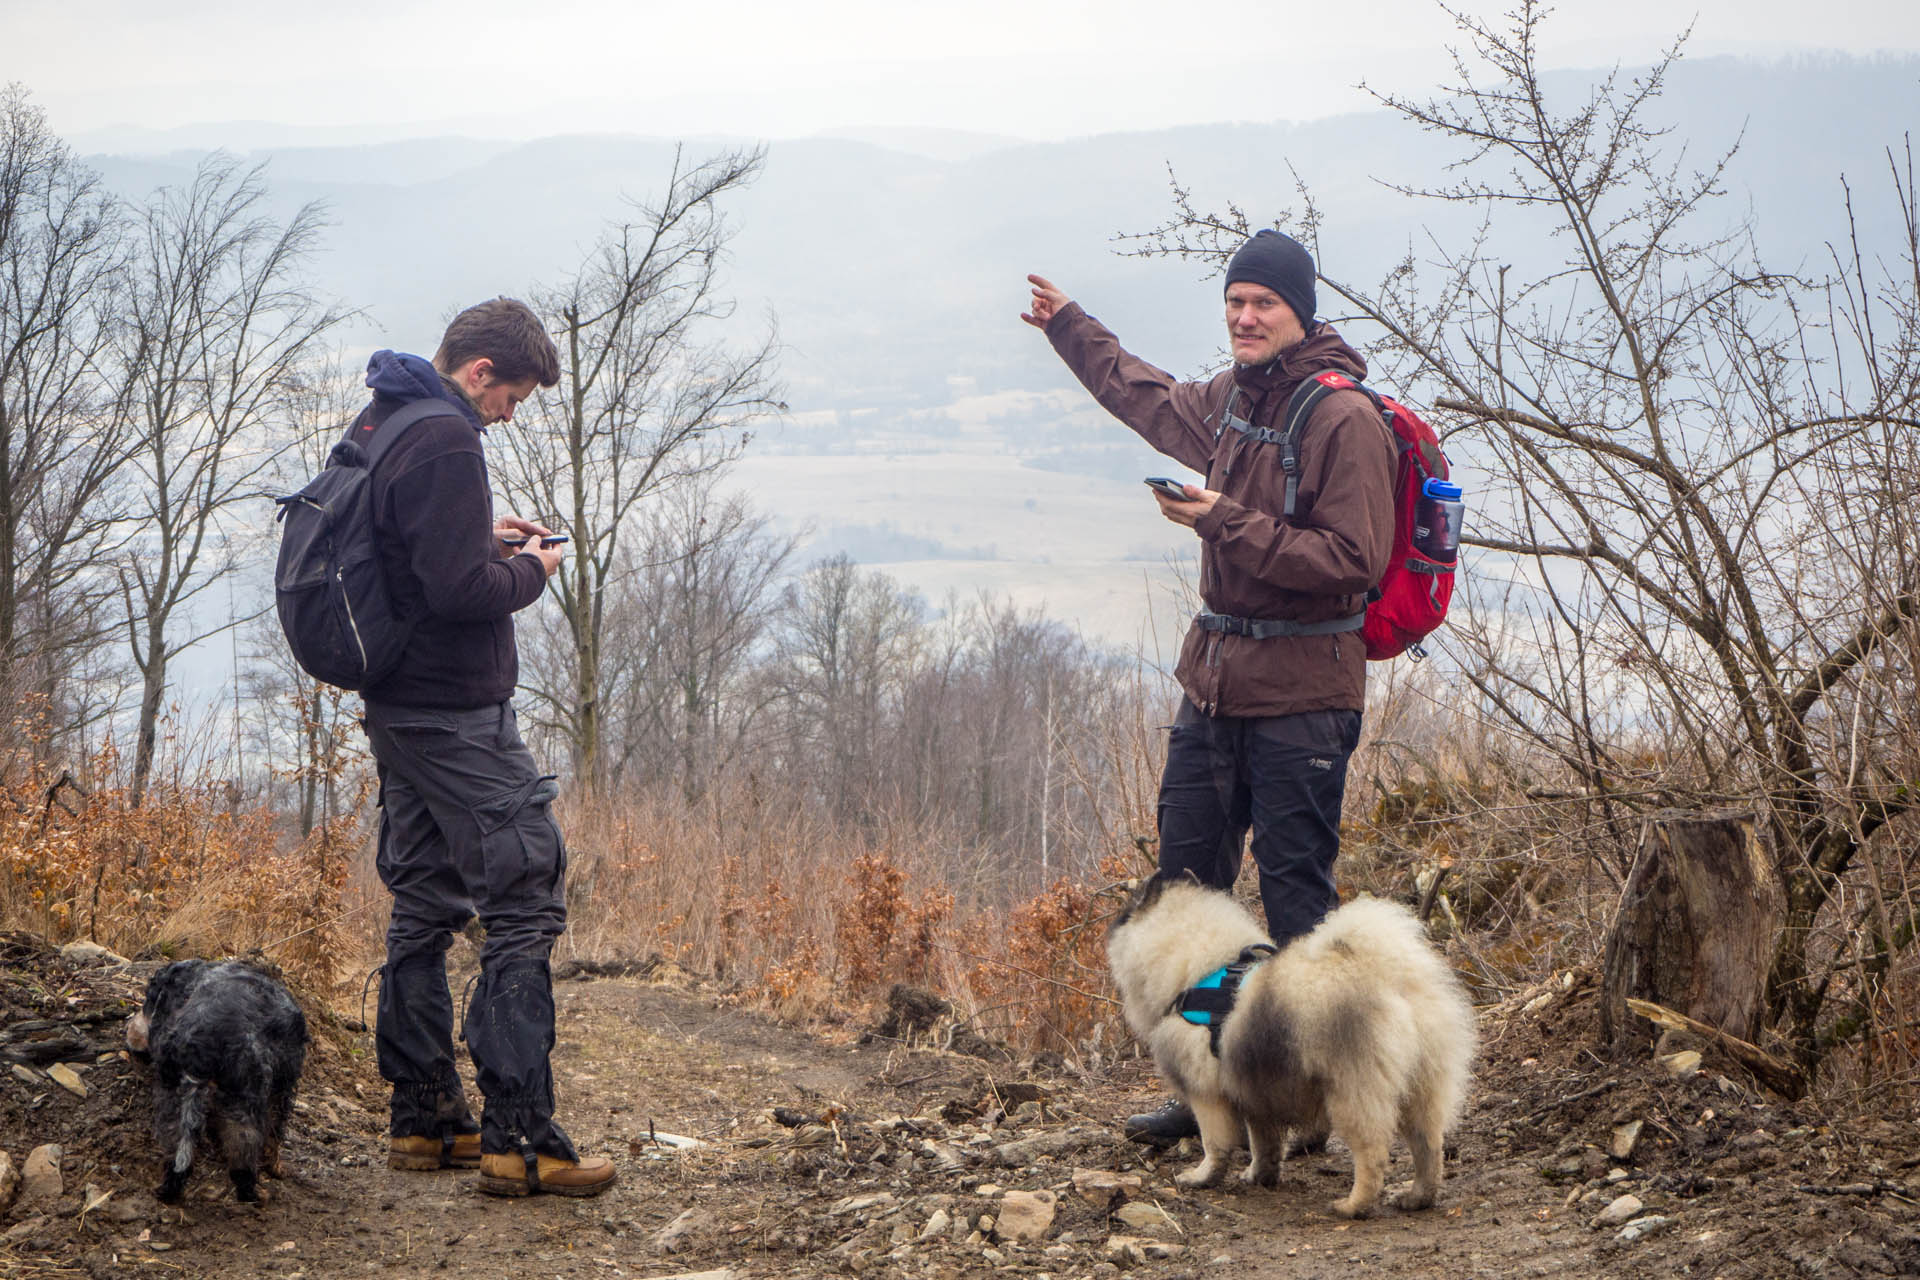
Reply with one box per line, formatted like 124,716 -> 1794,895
1658,1050 -> 1702,1079
635,1131 -> 706,1153
995,1189 -> 1057,1241
1605,1168 -> 1631,1183
275,1241 -> 297,1252
147,1241 -> 174,1252
920,1140 -> 969,1170
991,1128 -> 1089,1167
1732,1129 -> 1775,1150
1113,1201 -> 1180,1238
654,1207 -> 710,1252
1617,1214 -> 1674,1243
58,940 -> 126,965
21,1145 -> 62,1201
47,1064 -> 87,1099
976,1183 -> 1003,1197
1104,1235 -> 1147,1266
829,1191 -> 896,1216
1142,1241 -> 1186,1260
1071,1167 -> 1142,1208
1610,1120 -> 1643,1161
918,1208 -> 951,1241
5,1216 -> 49,1243
1592,1193 -> 1643,1227
10,1064 -> 41,1087
1522,993 -> 1553,1015
980,1247 -> 1007,1265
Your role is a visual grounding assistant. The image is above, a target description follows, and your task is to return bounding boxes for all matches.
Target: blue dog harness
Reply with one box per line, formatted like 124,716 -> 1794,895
1171,943 -> 1278,1055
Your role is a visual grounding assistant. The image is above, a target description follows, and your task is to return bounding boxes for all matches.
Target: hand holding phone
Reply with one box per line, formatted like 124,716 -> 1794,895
1144,477 -> 1195,501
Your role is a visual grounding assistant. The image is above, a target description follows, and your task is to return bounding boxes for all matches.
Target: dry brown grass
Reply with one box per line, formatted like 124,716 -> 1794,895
0,743 -> 365,991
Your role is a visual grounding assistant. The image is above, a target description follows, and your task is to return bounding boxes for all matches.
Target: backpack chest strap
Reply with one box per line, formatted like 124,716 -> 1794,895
1170,943 -> 1278,1055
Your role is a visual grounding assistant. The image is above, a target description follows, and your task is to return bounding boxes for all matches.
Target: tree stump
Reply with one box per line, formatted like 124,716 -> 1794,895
1600,810 -> 1783,1051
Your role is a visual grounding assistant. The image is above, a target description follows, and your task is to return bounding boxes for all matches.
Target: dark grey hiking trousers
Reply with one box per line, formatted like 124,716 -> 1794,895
1156,696 -> 1362,946
363,699 -> 577,1160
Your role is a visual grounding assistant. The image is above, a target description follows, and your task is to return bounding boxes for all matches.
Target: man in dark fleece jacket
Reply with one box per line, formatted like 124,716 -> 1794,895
1023,232 -> 1395,1145
357,297 -> 615,1198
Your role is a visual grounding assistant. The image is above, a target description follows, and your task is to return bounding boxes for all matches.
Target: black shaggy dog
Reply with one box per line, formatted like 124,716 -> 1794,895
125,960 -> 308,1204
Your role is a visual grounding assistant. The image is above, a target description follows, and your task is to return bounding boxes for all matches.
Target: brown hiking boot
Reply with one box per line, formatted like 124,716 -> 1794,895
476,1152 -> 617,1198
388,1132 -> 482,1171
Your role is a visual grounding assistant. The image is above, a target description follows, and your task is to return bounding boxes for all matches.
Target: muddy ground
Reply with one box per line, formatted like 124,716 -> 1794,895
3,934 -> 1918,1279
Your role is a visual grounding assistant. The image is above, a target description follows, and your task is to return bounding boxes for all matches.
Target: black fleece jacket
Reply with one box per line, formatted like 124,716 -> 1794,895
353,350 -> 547,709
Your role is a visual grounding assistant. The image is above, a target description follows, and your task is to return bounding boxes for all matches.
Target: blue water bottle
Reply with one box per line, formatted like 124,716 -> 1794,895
1413,478 -> 1463,563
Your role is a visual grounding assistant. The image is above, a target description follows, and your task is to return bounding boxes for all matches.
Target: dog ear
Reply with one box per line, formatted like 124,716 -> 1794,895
1109,872 -> 1172,935
142,959 -> 206,1026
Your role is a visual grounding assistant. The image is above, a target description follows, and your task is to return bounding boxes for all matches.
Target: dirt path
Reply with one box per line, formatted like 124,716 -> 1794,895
5,949 -> 1919,1279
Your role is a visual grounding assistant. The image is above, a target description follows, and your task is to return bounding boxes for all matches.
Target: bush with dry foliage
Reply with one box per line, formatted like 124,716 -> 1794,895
0,743 -> 364,990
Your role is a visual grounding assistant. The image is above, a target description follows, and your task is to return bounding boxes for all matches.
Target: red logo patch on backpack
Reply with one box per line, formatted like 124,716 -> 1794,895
1283,372 -> 1459,661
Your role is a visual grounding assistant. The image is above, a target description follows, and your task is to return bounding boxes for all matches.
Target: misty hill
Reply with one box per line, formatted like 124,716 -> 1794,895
74,53 -> 1920,639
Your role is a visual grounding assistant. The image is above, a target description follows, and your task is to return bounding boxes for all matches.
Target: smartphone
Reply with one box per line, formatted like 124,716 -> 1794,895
1144,477 -> 1194,501
501,533 -> 570,547
539,535 -> 569,547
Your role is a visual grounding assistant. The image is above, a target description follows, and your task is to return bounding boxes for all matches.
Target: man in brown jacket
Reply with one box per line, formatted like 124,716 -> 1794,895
1023,230 -> 1395,1143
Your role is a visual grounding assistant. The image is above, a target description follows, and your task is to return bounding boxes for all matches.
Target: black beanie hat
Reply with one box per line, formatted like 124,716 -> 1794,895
1224,229 -> 1316,329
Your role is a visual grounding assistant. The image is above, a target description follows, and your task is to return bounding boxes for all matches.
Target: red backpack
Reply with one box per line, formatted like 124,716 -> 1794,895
1223,371 -> 1458,660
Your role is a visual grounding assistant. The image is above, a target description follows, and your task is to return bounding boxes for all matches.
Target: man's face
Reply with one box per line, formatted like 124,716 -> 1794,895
1225,283 -> 1305,366
455,358 -> 539,426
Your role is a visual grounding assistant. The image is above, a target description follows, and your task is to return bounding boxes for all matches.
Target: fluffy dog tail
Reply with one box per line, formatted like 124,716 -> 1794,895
174,1075 -> 215,1173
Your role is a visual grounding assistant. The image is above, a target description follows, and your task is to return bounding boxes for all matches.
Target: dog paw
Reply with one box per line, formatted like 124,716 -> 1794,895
1174,1163 -> 1222,1189
1391,1186 -> 1436,1211
1239,1164 -> 1278,1188
1329,1197 -> 1376,1220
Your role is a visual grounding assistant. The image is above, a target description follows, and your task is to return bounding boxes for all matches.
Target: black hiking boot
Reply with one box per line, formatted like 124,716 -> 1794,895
1123,1098 -> 1198,1146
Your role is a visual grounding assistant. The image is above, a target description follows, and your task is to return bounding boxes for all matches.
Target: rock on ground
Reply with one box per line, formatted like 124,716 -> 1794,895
20,1144 -> 62,1202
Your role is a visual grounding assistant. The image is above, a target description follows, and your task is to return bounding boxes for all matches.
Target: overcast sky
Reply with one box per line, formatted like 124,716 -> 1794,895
7,0 -> 1919,143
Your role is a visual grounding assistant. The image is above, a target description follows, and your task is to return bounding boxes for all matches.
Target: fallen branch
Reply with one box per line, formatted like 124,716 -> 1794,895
1624,998 -> 1806,1098
1794,1181 -> 1906,1198
1521,1077 -> 1619,1123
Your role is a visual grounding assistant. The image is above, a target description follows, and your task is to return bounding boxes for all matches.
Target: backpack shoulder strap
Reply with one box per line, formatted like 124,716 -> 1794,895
1275,371 -> 1388,517
361,399 -> 454,472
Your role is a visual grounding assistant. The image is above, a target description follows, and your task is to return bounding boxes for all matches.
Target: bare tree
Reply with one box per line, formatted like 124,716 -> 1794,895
0,85 -> 132,749
1129,0 -> 1920,1064
113,155 -> 346,802
242,352 -> 369,834
769,554 -> 925,822
493,146 -> 784,786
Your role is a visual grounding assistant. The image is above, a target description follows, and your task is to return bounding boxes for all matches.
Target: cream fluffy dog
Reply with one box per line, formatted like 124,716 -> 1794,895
1106,874 -> 1475,1217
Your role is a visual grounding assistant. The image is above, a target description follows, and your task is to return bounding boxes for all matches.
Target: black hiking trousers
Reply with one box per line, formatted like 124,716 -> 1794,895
1156,696 -> 1362,945
363,699 -> 577,1161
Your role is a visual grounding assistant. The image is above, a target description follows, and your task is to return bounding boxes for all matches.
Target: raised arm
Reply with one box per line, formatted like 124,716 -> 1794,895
1023,274 -> 1220,474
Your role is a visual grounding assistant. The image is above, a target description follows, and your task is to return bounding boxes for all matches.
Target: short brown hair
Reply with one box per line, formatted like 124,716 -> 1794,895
433,297 -> 561,387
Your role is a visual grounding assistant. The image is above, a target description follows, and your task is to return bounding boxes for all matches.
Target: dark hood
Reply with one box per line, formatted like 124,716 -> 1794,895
364,349 -> 482,430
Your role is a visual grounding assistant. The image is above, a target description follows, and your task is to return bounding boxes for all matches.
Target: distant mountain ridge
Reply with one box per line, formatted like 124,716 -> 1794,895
69,53 -> 1920,639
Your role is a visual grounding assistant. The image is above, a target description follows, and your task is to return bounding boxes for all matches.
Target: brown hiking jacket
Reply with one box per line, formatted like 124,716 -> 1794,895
1047,302 -> 1395,717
